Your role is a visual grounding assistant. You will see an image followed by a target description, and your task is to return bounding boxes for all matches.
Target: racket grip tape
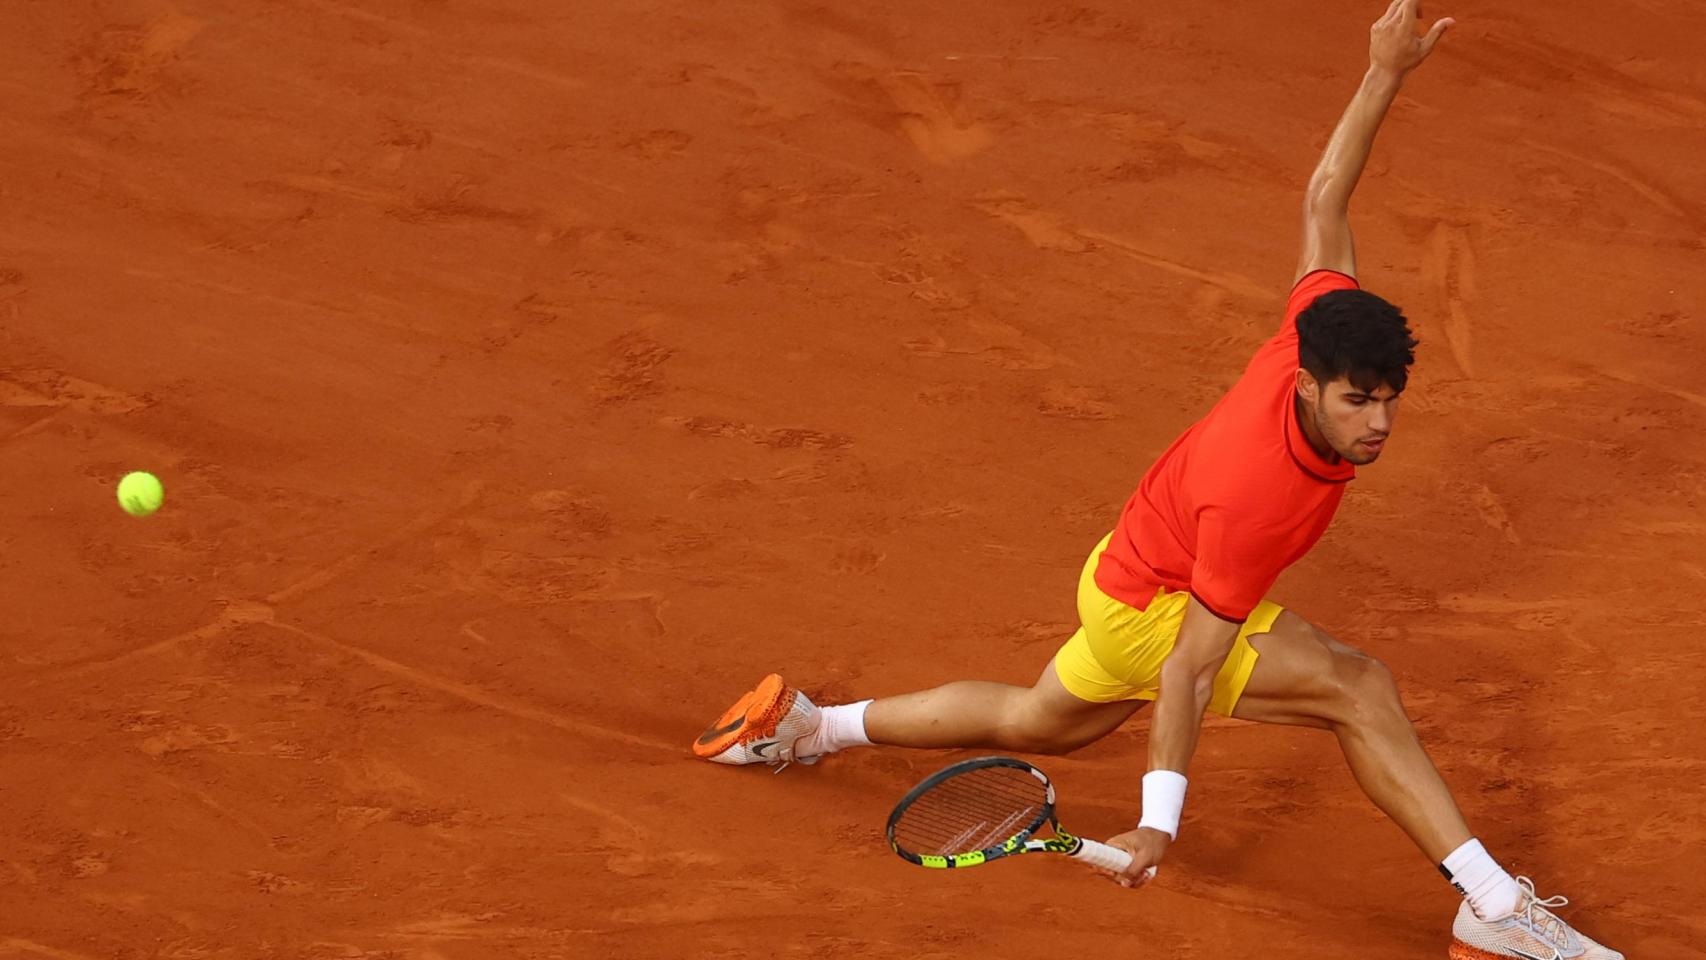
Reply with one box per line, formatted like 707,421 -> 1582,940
1071,839 -> 1159,880
1071,838 -> 1132,871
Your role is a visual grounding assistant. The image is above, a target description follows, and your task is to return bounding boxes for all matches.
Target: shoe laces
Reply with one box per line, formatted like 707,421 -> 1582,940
768,746 -> 824,774
735,690 -> 795,745
1514,876 -> 1575,948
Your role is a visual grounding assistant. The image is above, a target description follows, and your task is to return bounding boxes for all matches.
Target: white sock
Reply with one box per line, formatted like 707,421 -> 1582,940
1442,838 -> 1522,920
797,700 -> 872,757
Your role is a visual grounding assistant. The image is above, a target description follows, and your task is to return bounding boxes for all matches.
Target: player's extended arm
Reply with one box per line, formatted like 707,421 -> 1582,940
1295,0 -> 1454,281
1148,598 -> 1240,774
1098,597 -> 1239,886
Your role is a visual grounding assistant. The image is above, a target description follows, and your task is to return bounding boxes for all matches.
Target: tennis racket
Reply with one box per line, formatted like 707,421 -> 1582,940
886,755 -> 1151,878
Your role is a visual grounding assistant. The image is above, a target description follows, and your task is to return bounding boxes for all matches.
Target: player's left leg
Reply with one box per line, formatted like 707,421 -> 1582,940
1232,611 -> 1623,960
1231,612 -> 1469,861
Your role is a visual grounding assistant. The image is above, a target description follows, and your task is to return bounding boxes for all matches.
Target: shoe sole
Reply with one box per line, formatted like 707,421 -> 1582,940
692,673 -> 793,758
1449,943 -> 1533,960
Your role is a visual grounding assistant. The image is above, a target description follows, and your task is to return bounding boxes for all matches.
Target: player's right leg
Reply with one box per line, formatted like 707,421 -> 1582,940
693,532 -> 1153,766
691,661 -> 1144,766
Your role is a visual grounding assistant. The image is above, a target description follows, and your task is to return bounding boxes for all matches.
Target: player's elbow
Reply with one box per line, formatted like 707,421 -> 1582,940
1159,657 -> 1221,711
1302,180 -> 1348,219
1189,668 -> 1218,708
1303,191 -> 1344,223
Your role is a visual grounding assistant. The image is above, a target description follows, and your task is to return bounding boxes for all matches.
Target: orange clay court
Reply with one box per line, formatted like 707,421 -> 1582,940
2,1 -> 1703,957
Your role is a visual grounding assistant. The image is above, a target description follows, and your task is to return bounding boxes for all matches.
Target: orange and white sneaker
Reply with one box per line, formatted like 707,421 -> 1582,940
691,674 -> 822,768
1450,877 -> 1624,960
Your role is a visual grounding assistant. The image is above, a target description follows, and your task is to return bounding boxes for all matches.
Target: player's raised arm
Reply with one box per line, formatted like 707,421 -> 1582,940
1296,0 -> 1453,282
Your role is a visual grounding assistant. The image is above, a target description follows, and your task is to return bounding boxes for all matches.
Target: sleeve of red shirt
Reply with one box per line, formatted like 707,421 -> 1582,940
1283,269 -> 1360,334
1189,505 -> 1287,623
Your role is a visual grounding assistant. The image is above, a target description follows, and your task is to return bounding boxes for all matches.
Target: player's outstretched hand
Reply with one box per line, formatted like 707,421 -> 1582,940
1098,826 -> 1170,889
1370,0 -> 1454,76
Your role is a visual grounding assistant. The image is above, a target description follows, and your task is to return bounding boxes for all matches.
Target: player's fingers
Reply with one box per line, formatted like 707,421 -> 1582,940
1420,17 -> 1455,54
1092,866 -> 1131,887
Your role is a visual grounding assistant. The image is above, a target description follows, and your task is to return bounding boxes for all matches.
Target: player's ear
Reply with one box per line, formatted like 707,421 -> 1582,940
1294,367 -> 1319,404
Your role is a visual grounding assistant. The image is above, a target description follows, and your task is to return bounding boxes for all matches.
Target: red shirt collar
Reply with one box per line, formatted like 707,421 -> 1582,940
1284,395 -> 1356,484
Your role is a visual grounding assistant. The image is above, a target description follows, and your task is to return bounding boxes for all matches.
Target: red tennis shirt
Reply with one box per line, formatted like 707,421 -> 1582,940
1094,270 -> 1361,621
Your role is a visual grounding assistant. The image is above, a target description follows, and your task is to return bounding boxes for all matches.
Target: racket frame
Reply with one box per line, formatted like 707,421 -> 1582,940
886,755 -> 1095,869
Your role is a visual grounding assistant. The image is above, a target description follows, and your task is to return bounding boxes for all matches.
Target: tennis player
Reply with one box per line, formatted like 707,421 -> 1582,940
694,3 -> 1621,957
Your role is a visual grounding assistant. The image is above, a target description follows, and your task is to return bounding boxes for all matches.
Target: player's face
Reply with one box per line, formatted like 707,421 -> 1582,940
1315,377 -> 1402,465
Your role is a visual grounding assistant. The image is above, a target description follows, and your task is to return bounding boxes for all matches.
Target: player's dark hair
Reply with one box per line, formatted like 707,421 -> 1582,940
1295,290 -> 1418,393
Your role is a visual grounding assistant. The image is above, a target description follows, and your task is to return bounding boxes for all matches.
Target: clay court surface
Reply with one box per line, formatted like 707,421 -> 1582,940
3,0 -> 1704,956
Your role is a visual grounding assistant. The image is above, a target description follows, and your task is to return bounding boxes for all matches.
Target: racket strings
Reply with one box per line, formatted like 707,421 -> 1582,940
892,765 -> 1051,856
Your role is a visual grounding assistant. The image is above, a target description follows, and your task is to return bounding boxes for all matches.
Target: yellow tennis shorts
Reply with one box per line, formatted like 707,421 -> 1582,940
1051,533 -> 1285,716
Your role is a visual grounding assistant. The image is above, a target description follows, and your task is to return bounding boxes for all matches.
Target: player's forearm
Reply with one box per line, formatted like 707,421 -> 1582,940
1304,66 -> 1405,216
1136,662 -> 1215,841
1138,601 -> 1233,841
1148,663 -> 1215,773
1149,606 -> 1237,774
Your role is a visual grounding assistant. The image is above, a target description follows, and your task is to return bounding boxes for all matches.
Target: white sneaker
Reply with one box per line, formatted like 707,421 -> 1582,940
691,673 -> 822,768
1450,877 -> 1624,960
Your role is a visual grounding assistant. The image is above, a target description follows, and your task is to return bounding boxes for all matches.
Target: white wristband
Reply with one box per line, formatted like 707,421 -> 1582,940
1137,770 -> 1188,840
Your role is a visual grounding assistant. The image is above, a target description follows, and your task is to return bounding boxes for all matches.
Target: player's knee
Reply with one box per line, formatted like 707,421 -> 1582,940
1031,729 -> 1093,756
1029,734 -> 1093,756
1003,710 -> 1092,756
1335,653 -> 1404,724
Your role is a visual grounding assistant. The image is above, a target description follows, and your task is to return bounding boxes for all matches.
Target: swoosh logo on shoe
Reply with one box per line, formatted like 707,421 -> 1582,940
751,740 -> 778,759
695,715 -> 745,746
1508,947 -> 1561,960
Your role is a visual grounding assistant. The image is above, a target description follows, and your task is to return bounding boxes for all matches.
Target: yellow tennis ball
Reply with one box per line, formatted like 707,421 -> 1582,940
117,471 -> 164,517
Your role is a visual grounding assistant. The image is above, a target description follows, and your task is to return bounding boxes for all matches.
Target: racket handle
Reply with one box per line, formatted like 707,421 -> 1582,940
1072,839 -> 1159,880
1072,838 -> 1132,871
